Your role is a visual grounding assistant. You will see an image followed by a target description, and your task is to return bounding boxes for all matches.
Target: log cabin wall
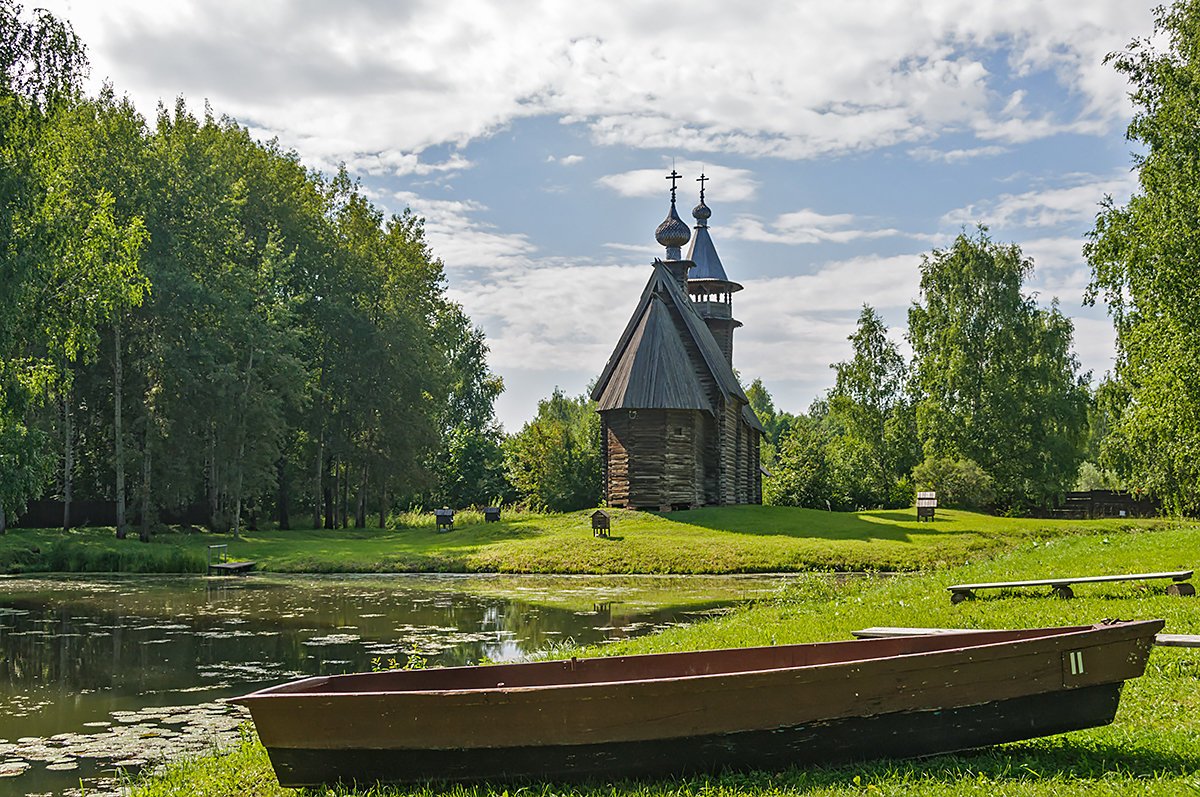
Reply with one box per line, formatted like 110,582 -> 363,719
601,408 -> 711,509
704,318 -> 735,368
720,400 -> 740,504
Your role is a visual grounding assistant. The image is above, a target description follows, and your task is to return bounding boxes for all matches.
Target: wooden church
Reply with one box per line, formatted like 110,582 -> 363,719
591,171 -> 763,510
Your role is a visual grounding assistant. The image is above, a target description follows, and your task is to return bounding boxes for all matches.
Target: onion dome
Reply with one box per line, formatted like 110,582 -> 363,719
655,203 -> 691,252
655,168 -> 691,258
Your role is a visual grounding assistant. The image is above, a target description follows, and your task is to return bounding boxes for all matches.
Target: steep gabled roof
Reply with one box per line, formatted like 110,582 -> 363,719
592,261 -> 764,433
593,295 -> 709,412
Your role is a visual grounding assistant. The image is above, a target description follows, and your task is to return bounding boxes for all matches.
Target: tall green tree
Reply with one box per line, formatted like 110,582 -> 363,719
425,305 -> 511,508
826,305 -> 916,507
0,4 -> 147,531
505,389 -> 600,512
763,413 -> 839,509
909,227 -> 1089,508
1085,0 -> 1200,514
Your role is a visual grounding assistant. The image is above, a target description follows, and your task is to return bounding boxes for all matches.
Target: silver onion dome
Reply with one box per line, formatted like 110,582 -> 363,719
655,203 -> 691,251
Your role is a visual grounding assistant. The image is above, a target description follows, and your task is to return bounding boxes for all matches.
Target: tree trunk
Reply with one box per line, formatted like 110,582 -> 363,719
232,348 -> 254,541
313,443 -> 324,530
356,464 -> 367,528
312,359 -> 326,531
63,381 -> 73,532
276,457 -> 291,530
207,424 -> 221,531
139,422 -> 152,543
378,487 -> 386,529
341,460 -> 349,529
0,505 -> 6,535
113,323 -> 126,539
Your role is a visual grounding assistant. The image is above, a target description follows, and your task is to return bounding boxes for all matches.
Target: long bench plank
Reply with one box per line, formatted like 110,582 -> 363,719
853,626 -> 1200,648
949,570 -> 1192,592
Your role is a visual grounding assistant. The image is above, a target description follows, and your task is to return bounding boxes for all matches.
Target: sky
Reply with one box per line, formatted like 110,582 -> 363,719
38,0 -> 1157,432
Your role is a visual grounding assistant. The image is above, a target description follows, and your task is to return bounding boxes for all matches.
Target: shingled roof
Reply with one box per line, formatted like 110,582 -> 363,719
592,261 -> 764,433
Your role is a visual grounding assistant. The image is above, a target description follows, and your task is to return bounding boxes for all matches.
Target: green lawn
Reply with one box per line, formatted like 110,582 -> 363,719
128,521 -> 1200,796
0,506 -> 1186,575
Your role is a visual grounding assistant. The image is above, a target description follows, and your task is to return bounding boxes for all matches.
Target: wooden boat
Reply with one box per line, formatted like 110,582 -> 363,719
233,619 -> 1162,787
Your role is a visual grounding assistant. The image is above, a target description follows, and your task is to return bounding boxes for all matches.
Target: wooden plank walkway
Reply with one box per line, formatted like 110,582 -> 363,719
853,626 -> 1200,648
208,560 -> 256,575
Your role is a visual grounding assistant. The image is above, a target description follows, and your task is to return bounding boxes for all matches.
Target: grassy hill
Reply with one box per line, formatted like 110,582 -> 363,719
1,505 -> 1187,575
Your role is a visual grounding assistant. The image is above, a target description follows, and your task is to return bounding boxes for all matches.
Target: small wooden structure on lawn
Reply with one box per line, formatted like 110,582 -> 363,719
591,172 -> 763,511
916,491 -> 936,521
207,544 -> 255,576
947,569 -> 1193,603
483,507 -> 501,523
1057,489 -> 1160,519
591,509 -> 611,537
434,509 -> 454,532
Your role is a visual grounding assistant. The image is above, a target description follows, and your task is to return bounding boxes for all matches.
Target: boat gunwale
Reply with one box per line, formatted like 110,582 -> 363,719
231,621 -> 1161,703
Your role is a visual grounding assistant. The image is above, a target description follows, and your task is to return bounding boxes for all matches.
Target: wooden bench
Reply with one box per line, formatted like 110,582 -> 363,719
207,544 -> 256,575
852,625 -> 1200,648
947,570 -> 1193,603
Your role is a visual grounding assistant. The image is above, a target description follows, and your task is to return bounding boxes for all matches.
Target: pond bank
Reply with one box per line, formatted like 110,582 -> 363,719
1,506 -> 1184,575
128,522 -> 1200,796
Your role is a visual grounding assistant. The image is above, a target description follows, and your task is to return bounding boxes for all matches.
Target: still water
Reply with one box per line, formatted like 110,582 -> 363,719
0,572 -> 791,796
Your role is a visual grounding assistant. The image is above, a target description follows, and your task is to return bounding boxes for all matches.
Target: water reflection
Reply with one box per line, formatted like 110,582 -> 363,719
0,572 -> 789,796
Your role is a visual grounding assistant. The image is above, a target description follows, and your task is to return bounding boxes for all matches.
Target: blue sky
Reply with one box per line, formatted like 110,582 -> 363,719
42,0 -> 1156,431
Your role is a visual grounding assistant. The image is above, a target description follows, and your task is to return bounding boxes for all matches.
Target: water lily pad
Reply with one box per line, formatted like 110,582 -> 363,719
0,760 -> 30,777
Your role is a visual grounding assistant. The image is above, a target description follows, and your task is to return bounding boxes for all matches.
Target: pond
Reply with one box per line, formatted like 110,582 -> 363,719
0,572 -> 794,796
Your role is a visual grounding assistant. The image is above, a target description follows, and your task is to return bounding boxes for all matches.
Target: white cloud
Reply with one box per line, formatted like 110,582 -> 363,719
548,154 -> 585,166
597,162 -> 759,202
909,144 -> 1010,163
42,0 -> 1158,169
723,210 -> 930,246
941,171 -> 1139,230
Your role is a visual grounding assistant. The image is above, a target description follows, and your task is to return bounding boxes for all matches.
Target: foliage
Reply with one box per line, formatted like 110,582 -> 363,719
0,7 -> 504,536
1084,0 -> 1200,515
909,227 -> 1089,509
763,415 -> 841,509
1074,461 -> 1122,492
421,305 -> 511,508
745,378 -> 799,471
0,3 -> 149,529
504,388 -> 600,512
825,305 -> 919,508
911,456 -> 996,510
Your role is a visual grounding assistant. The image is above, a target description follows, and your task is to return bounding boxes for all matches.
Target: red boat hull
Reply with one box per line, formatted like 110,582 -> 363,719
234,620 -> 1161,787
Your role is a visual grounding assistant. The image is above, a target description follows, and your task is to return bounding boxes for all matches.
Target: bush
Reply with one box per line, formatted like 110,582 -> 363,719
912,456 -> 995,509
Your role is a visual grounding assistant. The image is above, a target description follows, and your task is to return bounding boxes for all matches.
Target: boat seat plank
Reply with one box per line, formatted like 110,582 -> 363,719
853,626 -> 1200,648
947,570 -> 1193,602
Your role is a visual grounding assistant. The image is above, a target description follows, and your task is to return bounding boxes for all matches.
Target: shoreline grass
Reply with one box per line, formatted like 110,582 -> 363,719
126,521 -> 1200,797
1,506 -> 1188,576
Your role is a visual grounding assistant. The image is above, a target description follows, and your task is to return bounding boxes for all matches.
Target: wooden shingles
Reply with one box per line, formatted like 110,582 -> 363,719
595,296 -> 710,413
592,261 -> 764,434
